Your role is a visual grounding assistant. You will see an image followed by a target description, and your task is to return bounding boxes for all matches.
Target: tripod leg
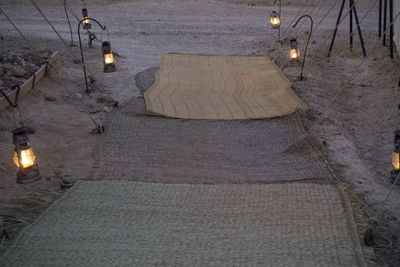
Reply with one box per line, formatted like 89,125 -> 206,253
352,3 -> 367,56
328,0 -> 346,57
390,0 -> 394,58
350,0 -> 353,50
379,0 -> 382,37
383,0 -> 387,45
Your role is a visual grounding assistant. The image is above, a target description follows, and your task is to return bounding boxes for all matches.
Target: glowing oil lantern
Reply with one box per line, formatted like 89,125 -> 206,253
392,130 -> 400,171
289,38 -> 300,60
392,150 -> 400,171
390,130 -> 400,185
12,128 -> 41,184
102,41 -> 116,73
269,11 -> 281,29
82,8 -> 91,30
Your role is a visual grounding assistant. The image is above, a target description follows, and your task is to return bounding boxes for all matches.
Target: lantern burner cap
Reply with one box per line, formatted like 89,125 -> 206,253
13,127 -> 28,135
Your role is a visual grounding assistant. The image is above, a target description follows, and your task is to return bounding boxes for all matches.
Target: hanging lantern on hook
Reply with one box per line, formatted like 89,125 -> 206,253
82,8 -> 91,30
289,38 -> 300,60
12,127 -> 41,184
269,11 -> 281,29
102,41 -> 116,73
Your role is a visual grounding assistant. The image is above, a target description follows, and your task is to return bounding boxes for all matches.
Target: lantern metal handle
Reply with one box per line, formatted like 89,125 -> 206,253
100,28 -> 111,44
77,17 -> 107,93
292,15 -> 314,80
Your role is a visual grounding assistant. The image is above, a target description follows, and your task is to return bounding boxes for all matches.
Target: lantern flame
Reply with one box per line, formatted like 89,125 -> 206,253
13,148 -> 36,169
270,15 -> 280,28
289,48 -> 299,60
269,11 -> 281,29
392,150 -> 400,170
104,52 -> 115,65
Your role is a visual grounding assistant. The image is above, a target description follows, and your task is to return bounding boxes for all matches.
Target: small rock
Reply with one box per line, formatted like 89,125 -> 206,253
60,178 -> 76,189
44,94 -> 57,102
12,65 -> 27,77
103,106 -> 113,113
363,228 -> 376,246
76,93 -> 83,100
93,125 -> 105,134
31,52 -> 43,65
97,95 -> 115,104
19,59 -> 26,68
73,58 -> 82,64
39,52 -> 49,59
2,63 -> 15,71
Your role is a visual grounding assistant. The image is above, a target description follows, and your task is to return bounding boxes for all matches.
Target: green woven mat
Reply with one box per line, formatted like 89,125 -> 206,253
0,181 -> 367,266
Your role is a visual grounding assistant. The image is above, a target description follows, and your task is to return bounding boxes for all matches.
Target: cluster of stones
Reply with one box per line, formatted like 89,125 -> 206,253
0,50 -> 52,93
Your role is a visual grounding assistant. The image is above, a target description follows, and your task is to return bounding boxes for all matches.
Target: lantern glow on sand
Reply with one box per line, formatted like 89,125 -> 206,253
269,11 -> 281,29
289,38 -> 300,60
102,41 -> 116,73
82,8 -> 91,30
12,127 -> 41,184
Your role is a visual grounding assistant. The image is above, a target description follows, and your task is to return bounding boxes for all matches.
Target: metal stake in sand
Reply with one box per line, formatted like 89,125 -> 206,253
77,17 -> 107,93
291,15 -> 313,81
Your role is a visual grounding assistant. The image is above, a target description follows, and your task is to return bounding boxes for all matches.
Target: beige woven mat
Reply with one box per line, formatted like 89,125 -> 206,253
144,54 -> 308,120
1,181 -> 367,266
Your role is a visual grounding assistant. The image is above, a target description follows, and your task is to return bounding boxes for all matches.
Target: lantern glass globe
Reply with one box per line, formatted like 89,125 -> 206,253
104,52 -> 115,65
392,150 -> 400,170
289,48 -> 300,60
13,147 -> 36,169
269,11 -> 280,29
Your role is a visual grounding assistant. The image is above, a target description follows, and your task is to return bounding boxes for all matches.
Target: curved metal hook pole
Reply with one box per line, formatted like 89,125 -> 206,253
77,17 -> 107,93
292,15 -> 313,80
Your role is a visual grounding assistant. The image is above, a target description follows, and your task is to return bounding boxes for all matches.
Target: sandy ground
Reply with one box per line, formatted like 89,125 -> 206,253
0,0 -> 400,265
